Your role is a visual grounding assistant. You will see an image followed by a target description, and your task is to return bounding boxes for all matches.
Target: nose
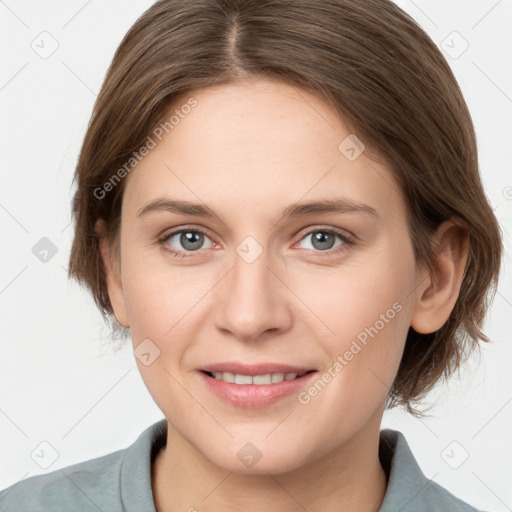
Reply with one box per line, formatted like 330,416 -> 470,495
213,247 -> 293,342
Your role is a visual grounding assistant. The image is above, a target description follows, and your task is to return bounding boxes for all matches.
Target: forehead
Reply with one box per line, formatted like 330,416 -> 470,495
122,79 -> 405,225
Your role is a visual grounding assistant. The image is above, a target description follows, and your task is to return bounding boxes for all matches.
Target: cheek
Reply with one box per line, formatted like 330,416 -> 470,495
292,296 -> 411,454
294,248 -> 414,414
122,255 -> 207,336
121,261 -> 209,416
291,246 -> 414,349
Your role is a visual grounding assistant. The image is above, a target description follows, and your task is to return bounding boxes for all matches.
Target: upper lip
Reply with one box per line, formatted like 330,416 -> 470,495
200,362 -> 316,376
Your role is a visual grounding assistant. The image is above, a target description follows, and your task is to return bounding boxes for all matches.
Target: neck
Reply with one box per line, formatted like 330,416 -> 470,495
152,417 -> 388,512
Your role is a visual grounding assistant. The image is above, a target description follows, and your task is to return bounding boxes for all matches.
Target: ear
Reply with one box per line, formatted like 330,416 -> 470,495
95,219 -> 130,328
410,219 -> 469,334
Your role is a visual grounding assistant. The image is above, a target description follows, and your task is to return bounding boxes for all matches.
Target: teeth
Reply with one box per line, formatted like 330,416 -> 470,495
235,374 -> 253,385
220,371 -> 235,383
211,371 -> 303,385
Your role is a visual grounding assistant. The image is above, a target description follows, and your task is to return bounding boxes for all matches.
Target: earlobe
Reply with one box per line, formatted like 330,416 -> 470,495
95,219 -> 130,328
410,219 -> 469,334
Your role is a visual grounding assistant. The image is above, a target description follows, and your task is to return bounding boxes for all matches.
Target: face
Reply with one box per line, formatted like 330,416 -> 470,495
106,78 -> 422,474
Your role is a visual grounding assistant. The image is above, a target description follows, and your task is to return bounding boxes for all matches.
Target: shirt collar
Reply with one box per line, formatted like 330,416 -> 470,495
377,429 -> 473,511
378,428 -> 432,511
120,418 -> 167,512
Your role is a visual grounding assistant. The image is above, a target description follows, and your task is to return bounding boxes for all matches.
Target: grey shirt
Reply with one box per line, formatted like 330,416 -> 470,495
0,419 -> 486,511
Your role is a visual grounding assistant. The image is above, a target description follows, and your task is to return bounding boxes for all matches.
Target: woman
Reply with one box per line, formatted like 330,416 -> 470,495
0,0 -> 502,510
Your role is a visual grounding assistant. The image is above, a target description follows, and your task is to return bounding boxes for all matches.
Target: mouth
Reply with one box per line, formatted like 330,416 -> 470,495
200,369 -> 316,385
198,363 -> 318,408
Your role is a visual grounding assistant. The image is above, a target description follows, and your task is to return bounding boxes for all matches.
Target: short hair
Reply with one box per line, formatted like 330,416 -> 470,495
68,0 -> 502,415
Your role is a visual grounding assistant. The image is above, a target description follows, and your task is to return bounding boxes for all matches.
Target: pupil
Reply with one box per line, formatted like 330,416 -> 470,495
313,232 -> 334,250
181,231 -> 203,250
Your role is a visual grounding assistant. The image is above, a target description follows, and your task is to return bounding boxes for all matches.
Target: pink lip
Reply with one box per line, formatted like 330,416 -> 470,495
200,362 -> 315,376
198,365 -> 317,409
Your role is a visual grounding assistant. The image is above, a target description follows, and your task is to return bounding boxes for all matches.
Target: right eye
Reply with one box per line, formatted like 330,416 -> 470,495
159,228 -> 216,258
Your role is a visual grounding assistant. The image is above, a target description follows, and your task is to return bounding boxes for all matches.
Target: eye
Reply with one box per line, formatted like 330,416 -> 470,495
158,225 -> 355,259
295,227 -> 354,255
159,228 -> 214,258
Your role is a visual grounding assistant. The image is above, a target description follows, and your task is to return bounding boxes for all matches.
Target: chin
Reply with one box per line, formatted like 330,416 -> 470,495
203,439 -> 311,476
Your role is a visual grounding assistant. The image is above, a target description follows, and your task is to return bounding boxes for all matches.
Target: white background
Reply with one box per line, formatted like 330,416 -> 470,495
0,1 -> 511,510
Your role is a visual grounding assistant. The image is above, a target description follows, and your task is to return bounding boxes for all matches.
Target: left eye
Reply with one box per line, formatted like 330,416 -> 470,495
297,229 -> 348,252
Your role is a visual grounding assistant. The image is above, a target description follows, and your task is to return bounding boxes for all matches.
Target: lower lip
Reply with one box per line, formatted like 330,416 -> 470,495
198,371 -> 317,408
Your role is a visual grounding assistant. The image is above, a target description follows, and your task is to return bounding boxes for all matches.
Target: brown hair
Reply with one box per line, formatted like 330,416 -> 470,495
68,0 -> 502,415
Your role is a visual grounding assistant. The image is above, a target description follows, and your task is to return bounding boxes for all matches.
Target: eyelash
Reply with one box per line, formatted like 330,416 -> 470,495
158,225 -> 355,260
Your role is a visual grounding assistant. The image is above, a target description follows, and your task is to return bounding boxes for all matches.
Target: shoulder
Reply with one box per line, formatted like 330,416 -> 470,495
0,449 -> 125,512
0,419 -> 167,512
378,429 -> 490,512
422,479 -> 486,512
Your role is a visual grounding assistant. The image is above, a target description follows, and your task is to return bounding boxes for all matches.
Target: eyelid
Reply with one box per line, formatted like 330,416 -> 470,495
159,224 -> 217,242
159,224 -> 355,243
157,224 -> 218,255
295,224 -> 356,243
158,224 -> 356,258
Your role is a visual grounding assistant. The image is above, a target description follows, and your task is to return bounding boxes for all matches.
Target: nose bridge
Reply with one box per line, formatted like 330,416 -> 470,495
232,242 -> 272,294
213,238 -> 292,341
229,231 -> 275,295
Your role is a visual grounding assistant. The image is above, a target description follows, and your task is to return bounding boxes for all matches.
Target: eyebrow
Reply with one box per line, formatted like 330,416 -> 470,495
136,197 -> 379,219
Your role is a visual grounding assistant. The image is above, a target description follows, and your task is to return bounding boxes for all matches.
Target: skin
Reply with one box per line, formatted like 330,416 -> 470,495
98,78 -> 469,512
